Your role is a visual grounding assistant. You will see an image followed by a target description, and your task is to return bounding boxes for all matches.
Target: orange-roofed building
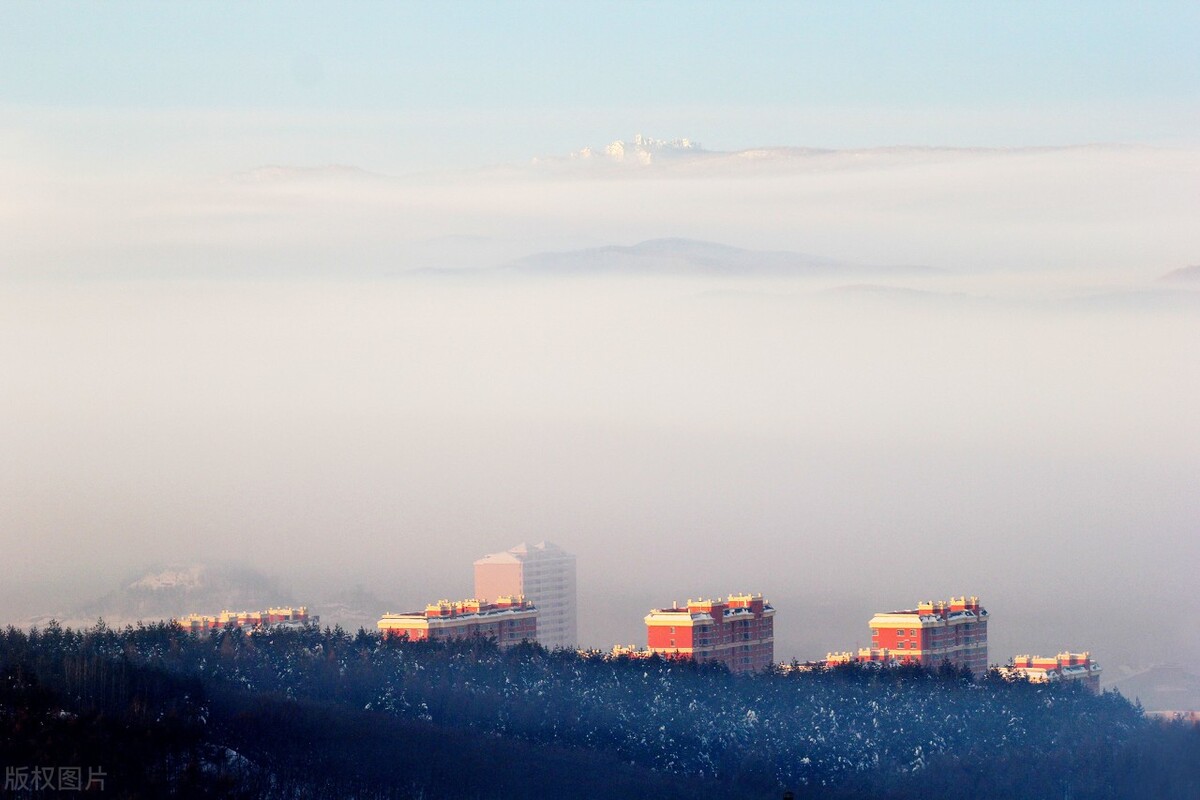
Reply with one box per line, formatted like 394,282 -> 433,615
1007,652 -> 1102,693
377,596 -> 537,649
826,595 -> 988,675
177,606 -> 315,633
644,593 -> 774,674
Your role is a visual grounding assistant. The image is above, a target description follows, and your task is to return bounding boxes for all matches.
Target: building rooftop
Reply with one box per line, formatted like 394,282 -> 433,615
474,540 -> 574,566
380,596 -> 535,622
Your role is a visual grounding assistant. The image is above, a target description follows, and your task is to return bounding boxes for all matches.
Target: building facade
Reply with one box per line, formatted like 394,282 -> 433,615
1007,652 -> 1102,693
474,541 -> 576,649
644,593 -> 775,674
377,596 -> 537,648
177,606 -> 315,633
827,595 -> 989,675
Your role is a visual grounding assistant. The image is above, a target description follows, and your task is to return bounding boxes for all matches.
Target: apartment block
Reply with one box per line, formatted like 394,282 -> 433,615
644,593 -> 775,674
377,596 -> 537,648
827,595 -> 988,675
1007,652 -> 1102,692
474,541 -> 576,649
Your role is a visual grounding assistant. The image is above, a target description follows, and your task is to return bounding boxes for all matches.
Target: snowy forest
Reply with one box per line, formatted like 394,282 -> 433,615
2,622 -> 1198,799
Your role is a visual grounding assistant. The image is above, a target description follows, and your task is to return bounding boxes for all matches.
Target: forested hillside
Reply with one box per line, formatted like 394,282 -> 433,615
2,622 -> 1198,798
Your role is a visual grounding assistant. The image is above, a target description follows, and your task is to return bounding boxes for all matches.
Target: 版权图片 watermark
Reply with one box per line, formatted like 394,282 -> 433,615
4,765 -> 106,792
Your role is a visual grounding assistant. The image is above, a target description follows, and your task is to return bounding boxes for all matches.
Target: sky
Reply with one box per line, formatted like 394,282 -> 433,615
2,2 -> 1199,173
1,4 -> 1199,678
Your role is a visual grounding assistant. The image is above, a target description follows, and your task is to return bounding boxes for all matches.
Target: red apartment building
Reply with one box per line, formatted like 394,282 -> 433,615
377,596 -> 537,648
644,593 -> 774,674
827,596 -> 988,675
177,606 -> 315,633
1007,652 -> 1102,693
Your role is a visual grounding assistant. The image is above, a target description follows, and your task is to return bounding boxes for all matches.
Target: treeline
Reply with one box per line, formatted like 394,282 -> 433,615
2,621 -> 1199,798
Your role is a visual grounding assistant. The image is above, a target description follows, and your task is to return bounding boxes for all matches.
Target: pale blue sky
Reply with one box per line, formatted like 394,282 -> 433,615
3,2 -> 1199,168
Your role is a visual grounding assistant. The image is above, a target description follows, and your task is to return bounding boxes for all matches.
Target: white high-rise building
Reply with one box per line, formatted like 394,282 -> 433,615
474,541 -> 577,650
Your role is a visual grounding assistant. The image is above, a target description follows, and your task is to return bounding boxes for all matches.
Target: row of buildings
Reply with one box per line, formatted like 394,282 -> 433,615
174,543 -> 1098,689
623,593 -> 1098,689
385,542 -> 780,674
176,606 -> 316,633
373,540 -> 578,646
817,595 -> 1100,691
373,589 -> 777,674
609,590 -> 1097,690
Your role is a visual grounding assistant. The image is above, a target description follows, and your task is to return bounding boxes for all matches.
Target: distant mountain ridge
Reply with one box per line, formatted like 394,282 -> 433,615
556,134 -> 704,166
502,238 -> 939,279
68,563 -> 298,627
19,563 -> 396,635
1107,664 -> 1200,713
1161,264 -> 1200,283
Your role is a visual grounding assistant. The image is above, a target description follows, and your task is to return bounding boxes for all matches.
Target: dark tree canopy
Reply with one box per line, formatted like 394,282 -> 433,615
1,622 -> 1197,799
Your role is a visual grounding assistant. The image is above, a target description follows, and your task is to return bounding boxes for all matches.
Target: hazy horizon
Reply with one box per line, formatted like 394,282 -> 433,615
4,256 -> 1197,671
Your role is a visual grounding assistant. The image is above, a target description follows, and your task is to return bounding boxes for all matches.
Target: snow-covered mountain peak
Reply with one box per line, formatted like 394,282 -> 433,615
129,564 -> 206,591
565,134 -> 702,165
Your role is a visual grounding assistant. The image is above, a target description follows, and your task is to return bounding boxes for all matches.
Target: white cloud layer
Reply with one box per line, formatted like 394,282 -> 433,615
2,138 -> 1198,671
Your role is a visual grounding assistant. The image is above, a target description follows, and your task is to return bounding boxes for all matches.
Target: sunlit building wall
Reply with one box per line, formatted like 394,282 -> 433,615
1007,652 -> 1102,693
377,596 -> 537,648
644,593 -> 775,674
827,596 -> 989,675
177,606 -> 315,633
